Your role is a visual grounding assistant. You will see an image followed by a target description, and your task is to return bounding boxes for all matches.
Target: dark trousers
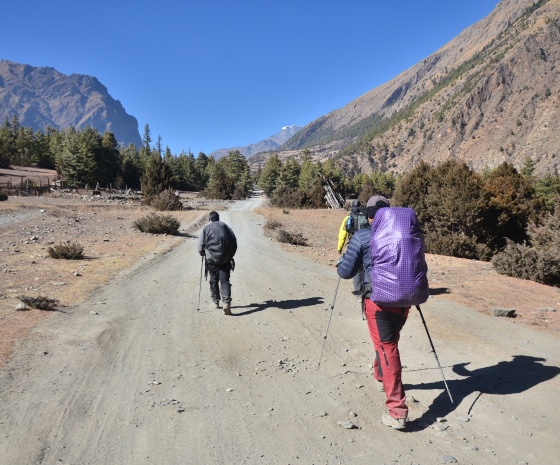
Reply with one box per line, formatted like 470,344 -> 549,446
206,261 -> 232,303
364,299 -> 409,419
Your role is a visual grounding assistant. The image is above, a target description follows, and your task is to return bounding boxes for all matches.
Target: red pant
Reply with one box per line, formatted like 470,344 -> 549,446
364,299 -> 409,419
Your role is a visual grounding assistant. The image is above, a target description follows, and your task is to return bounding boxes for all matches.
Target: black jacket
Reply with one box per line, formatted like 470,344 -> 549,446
336,226 -> 372,296
197,220 -> 237,264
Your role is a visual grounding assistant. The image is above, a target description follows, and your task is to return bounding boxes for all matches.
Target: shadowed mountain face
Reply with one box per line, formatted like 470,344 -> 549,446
0,60 -> 142,148
266,0 -> 560,176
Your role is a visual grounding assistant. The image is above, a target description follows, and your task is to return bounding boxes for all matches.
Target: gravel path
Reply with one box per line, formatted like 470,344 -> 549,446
1,198 -> 559,464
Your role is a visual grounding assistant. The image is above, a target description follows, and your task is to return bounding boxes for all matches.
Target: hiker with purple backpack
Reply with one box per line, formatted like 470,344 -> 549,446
336,195 -> 429,430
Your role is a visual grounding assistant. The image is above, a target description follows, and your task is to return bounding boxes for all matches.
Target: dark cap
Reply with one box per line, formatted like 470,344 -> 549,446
208,211 -> 219,222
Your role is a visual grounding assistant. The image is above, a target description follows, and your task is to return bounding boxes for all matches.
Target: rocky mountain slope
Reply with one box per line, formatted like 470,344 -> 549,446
0,60 -> 142,148
262,0 -> 559,177
210,125 -> 302,159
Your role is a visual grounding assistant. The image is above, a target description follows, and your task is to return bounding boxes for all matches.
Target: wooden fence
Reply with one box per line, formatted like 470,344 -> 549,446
0,177 -> 55,196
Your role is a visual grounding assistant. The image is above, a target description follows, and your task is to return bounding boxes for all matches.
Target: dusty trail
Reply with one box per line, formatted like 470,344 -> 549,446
1,198 -> 559,465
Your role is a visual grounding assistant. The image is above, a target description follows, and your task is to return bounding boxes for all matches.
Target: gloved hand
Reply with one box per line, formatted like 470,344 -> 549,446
336,255 -> 344,267
199,251 -> 204,257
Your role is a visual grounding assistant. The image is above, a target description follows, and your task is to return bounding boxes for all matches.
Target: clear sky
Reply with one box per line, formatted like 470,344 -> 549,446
2,0 -> 497,155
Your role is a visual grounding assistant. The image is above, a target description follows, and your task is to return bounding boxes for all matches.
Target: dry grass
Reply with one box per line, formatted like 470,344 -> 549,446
255,204 -> 560,337
1,198 -> 559,370
0,195 -> 206,366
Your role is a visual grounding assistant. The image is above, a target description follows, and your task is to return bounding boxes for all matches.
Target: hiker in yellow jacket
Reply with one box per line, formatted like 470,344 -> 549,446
337,200 -> 361,253
337,199 -> 364,295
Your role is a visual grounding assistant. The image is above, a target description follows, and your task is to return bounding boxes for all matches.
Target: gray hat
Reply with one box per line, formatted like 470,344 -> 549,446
366,195 -> 389,208
366,196 -> 389,219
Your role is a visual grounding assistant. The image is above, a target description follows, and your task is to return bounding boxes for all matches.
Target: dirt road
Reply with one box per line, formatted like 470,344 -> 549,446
1,198 -> 559,465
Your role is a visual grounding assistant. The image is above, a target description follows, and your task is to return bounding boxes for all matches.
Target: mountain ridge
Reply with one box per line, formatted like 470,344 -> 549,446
0,60 -> 142,148
262,0 -> 559,177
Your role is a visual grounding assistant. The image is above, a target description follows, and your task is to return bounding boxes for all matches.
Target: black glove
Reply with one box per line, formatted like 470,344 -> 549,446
199,251 -> 204,257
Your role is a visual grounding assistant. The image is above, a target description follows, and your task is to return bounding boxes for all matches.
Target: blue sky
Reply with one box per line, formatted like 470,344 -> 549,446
2,0 -> 496,155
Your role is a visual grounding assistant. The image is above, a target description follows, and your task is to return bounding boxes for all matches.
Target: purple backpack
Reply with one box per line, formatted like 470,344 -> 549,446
369,207 -> 429,307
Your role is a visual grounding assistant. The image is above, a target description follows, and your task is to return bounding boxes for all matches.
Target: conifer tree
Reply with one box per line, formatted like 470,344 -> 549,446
141,153 -> 175,199
258,154 -> 282,195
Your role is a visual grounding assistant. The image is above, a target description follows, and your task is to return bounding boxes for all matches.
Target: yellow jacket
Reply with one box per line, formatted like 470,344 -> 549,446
337,215 -> 350,253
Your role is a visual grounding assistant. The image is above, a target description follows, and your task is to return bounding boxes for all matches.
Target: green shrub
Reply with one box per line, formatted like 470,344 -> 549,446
492,241 -> 560,286
272,187 -> 308,208
492,205 -> 560,285
394,160 -> 495,260
149,189 -> 183,211
48,243 -> 84,260
232,185 -> 248,200
277,229 -> 308,246
133,213 -> 180,235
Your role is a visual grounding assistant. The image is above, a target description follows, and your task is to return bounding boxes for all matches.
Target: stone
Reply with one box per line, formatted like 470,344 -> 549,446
337,421 -> 358,429
441,455 -> 457,463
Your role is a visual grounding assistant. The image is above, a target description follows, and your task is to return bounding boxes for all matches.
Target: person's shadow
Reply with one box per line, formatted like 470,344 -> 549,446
232,297 -> 324,316
405,355 -> 560,430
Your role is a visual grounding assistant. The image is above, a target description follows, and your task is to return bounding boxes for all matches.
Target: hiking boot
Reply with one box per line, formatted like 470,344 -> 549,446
375,379 -> 385,392
212,301 -> 221,309
381,413 -> 407,430
223,302 -> 232,315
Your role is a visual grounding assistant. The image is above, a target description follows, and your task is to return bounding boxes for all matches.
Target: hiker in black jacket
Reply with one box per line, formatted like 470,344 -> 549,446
197,211 -> 237,315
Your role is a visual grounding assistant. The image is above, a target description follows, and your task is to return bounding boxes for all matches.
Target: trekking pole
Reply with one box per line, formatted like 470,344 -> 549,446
196,256 -> 204,312
416,305 -> 454,403
317,275 -> 341,370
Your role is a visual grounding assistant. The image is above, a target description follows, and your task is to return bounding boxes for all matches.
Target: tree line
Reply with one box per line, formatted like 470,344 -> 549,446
258,152 -> 560,285
1,117 -> 559,284
0,117 -> 251,197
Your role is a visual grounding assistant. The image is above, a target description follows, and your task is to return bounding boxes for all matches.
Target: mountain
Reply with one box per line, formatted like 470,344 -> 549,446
257,0 -> 559,176
0,60 -> 142,148
209,125 -> 302,159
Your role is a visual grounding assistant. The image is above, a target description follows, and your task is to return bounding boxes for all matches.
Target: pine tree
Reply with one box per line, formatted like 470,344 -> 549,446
141,154 -> 175,199
258,154 -> 282,195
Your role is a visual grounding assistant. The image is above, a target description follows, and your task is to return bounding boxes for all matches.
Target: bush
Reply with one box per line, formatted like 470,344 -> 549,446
149,189 -> 183,211
426,230 -> 492,261
492,241 -> 560,286
18,295 -> 60,310
492,205 -> 560,285
277,229 -> 308,246
0,191 -> 7,201
232,185 -> 248,200
133,213 -> 180,235
265,219 -> 282,230
48,243 -> 84,260
272,187 -> 308,208
394,160 -> 495,260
